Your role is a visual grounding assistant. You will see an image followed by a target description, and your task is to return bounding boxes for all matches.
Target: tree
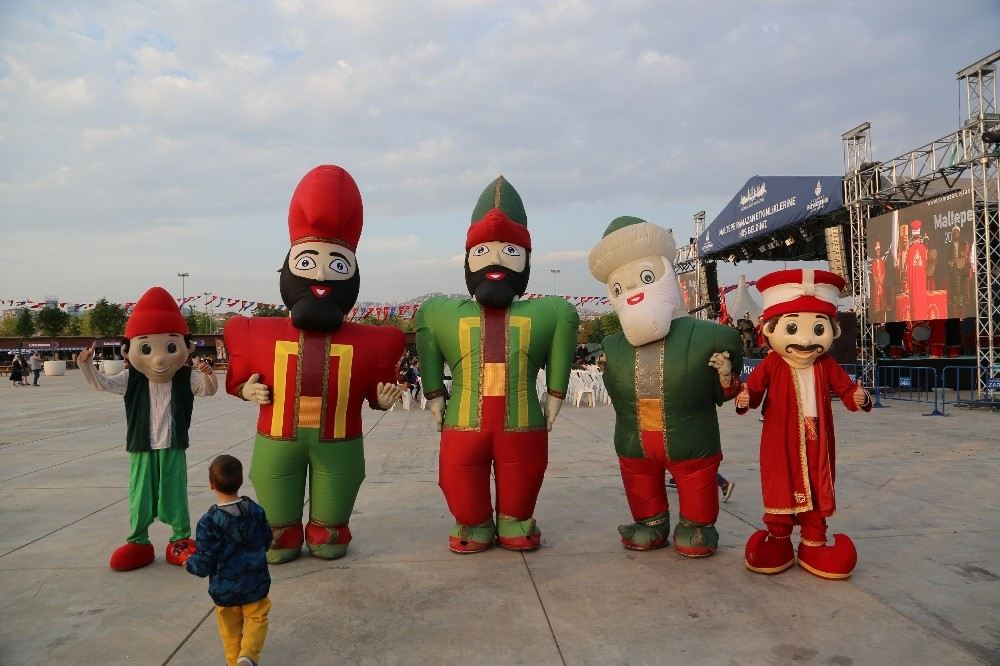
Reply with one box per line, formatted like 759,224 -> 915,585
65,316 -> 83,336
184,312 -> 214,334
36,306 -> 71,337
584,312 -> 621,343
14,309 -> 35,339
89,299 -> 127,337
251,304 -> 286,317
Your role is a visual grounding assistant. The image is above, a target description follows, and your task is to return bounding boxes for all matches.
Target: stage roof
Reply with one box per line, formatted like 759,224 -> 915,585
698,175 -> 845,261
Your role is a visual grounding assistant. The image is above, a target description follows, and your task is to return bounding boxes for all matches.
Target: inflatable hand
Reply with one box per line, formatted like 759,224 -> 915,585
852,380 -> 868,409
241,373 -> 272,405
427,396 -> 445,432
708,351 -> 733,386
376,382 -> 404,410
542,394 -> 564,431
735,384 -> 750,410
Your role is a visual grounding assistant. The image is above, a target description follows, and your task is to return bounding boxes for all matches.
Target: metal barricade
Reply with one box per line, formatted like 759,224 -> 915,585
939,365 -> 1000,413
873,365 -> 944,416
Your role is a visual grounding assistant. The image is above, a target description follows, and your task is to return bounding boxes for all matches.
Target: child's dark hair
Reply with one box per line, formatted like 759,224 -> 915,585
209,455 -> 243,495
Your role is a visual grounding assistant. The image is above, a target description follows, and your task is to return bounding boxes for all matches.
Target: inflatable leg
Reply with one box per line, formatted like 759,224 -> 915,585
617,455 -> 669,548
440,429 -> 494,550
669,454 -> 721,557
449,520 -> 496,554
250,433 -> 308,563
307,433 -> 364,559
618,511 -> 670,551
494,430 -> 547,550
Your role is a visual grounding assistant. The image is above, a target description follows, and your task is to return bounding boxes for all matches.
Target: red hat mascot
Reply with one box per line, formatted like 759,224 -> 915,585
736,269 -> 872,579
78,287 -> 218,570
223,165 -> 404,564
415,176 -> 579,553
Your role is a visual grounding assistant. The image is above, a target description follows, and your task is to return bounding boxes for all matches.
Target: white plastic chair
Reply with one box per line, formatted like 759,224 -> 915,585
569,371 -> 596,407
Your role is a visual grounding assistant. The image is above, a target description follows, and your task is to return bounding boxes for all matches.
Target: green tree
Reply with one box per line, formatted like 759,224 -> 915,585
251,304 -> 286,317
14,309 -> 35,339
65,316 -> 83,336
584,312 -> 621,343
89,299 -> 127,337
36,306 -> 71,337
0,311 -> 16,336
184,312 -> 214,334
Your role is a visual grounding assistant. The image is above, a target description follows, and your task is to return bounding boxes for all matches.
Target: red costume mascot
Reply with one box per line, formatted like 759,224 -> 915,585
736,269 -> 871,579
224,165 -> 404,564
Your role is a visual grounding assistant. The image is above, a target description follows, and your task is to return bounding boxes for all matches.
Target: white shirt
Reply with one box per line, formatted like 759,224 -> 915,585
80,363 -> 218,450
794,366 -> 818,418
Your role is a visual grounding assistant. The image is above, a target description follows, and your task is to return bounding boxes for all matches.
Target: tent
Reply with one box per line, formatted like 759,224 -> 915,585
726,275 -> 762,321
699,175 -> 846,262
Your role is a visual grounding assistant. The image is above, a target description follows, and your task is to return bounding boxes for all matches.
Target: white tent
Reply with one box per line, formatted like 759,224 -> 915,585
727,275 -> 762,321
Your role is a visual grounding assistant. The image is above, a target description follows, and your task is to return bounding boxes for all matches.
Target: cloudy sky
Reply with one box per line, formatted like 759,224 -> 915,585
2,1 -> 998,307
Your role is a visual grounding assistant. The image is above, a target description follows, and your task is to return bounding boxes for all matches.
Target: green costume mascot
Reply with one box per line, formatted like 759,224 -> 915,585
224,165 -> 404,564
415,176 -> 579,553
79,286 -> 219,571
588,217 -> 743,556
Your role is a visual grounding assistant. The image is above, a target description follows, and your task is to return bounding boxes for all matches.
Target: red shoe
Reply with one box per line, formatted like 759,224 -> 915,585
305,520 -> 352,560
267,523 -> 304,564
496,532 -> 541,551
744,529 -> 794,574
109,542 -> 155,571
165,538 -> 197,566
797,534 -> 858,579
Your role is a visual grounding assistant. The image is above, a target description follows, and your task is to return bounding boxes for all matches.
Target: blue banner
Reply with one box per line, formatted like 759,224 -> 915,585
699,176 -> 843,258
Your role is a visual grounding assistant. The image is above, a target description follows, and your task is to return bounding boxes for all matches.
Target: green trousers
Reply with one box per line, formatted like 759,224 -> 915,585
249,429 -> 365,527
127,448 -> 191,544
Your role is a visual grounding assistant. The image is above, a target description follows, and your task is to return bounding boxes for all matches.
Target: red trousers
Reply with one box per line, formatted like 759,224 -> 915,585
618,431 -> 722,525
439,396 -> 547,526
763,419 -> 831,544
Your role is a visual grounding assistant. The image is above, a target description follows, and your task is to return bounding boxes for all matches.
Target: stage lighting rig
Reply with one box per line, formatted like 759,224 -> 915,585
983,129 -> 1000,145
858,161 -> 880,172
784,237 -> 795,247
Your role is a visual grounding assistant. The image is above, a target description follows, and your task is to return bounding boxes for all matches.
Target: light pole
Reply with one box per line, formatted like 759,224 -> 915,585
550,269 -> 561,295
177,273 -> 189,314
203,292 -> 212,334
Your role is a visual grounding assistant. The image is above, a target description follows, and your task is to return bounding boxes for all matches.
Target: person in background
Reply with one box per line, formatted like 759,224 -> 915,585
29,351 -> 43,386
9,355 -> 24,387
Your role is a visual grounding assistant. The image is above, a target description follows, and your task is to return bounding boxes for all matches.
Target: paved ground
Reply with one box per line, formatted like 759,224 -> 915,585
1,370 -> 998,665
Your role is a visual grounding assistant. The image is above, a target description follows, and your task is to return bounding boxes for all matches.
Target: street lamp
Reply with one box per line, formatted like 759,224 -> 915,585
550,269 -> 561,295
177,273 -> 189,314
203,292 -> 213,334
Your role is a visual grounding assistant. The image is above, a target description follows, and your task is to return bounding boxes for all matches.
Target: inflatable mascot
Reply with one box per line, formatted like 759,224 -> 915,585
588,217 -> 743,556
415,176 -> 579,553
737,268 -> 871,579
224,165 -> 404,563
79,286 -> 218,570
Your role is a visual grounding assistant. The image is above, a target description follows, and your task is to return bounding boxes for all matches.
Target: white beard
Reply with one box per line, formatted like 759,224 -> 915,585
614,269 -> 686,347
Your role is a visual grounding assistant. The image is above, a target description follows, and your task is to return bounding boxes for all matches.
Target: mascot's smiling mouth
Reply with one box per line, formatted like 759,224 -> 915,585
626,292 -> 645,305
310,285 -> 330,298
486,272 -> 506,281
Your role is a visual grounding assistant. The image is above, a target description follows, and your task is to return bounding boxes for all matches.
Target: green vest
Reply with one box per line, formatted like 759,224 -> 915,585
415,296 -> 579,430
124,366 -> 195,453
602,317 -> 743,460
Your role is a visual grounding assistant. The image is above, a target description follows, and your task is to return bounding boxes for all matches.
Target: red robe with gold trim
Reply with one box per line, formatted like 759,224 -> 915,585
224,317 -> 403,441
741,353 -> 870,515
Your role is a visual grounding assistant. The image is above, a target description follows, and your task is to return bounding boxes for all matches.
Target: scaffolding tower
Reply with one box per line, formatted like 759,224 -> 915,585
842,50 -> 1000,397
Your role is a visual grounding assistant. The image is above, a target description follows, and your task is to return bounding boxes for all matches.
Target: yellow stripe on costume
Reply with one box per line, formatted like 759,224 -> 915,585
329,344 -> 354,438
271,341 -> 298,436
510,316 -> 531,426
458,317 -> 478,427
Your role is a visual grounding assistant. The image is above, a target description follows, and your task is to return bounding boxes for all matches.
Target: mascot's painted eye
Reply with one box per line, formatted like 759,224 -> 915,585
612,283 -> 623,298
640,270 -> 655,284
785,322 -> 798,335
295,255 -> 317,271
167,342 -> 178,354
330,258 -> 350,274
813,322 -> 825,336
141,343 -> 152,355
502,245 -> 521,256
471,245 -> 490,257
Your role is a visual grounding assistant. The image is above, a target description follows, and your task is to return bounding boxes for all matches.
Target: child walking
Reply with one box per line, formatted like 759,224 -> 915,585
183,455 -> 273,666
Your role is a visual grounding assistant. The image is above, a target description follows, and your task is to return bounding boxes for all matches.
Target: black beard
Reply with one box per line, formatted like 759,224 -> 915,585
464,259 -> 531,309
279,258 -> 360,332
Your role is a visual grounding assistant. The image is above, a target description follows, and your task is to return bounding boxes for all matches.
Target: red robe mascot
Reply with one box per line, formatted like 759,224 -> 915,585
736,269 -> 872,579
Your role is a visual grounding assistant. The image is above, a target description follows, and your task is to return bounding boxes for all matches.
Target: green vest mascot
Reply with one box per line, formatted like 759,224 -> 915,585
415,176 -> 579,553
588,217 -> 743,556
79,286 -> 219,571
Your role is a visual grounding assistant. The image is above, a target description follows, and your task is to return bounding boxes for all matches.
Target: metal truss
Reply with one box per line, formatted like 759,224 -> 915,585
842,50 -> 1000,398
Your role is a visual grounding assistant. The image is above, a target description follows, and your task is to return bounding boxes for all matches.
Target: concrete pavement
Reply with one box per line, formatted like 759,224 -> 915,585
1,371 -> 997,665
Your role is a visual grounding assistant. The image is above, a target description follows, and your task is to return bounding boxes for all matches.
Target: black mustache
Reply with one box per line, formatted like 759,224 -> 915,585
786,344 -> 824,353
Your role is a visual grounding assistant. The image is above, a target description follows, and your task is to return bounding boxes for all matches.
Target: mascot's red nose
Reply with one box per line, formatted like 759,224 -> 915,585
310,285 -> 330,298
486,272 -> 506,281
626,292 -> 645,306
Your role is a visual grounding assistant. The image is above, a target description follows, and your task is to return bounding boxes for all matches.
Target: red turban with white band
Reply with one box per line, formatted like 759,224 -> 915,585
756,268 -> 845,320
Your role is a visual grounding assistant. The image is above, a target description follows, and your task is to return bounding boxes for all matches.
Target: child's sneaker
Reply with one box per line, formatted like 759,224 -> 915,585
236,657 -> 256,666
720,480 -> 735,503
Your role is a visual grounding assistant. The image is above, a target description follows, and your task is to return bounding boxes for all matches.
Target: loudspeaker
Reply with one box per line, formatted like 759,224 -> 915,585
824,225 -> 850,295
703,262 -> 721,319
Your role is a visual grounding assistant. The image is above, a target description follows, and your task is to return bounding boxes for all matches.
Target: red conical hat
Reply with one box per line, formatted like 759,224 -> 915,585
288,165 -> 363,250
125,287 -> 188,338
